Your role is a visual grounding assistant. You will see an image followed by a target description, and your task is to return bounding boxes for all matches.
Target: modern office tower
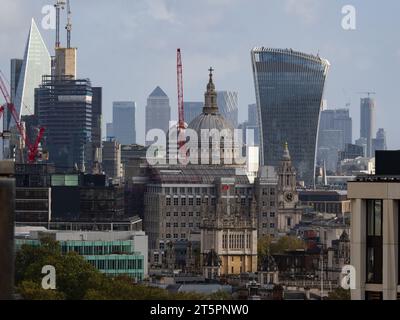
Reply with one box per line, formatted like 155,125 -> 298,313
317,108 -> 352,172
339,143 -> 364,162
102,138 -> 122,180
246,103 -> 260,146
54,47 -> 77,79
372,128 -> 387,156
216,91 -> 238,128
355,137 -> 368,157
112,101 -> 136,145
14,19 -> 51,120
92,87 -> 102,163
360,97 -> 375,157
36,76 -> 93,172
106,123 -> 113,139
145,86 -> 171,143
183,101 -> 203,124
251,47 -> 330,186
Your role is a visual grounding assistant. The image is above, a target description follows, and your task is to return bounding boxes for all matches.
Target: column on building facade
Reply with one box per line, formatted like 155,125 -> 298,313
350,198 -> 366,300
382,199 -> 398,300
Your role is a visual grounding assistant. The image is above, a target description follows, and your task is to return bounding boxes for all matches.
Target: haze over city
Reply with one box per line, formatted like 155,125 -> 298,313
0,0 -> 399,147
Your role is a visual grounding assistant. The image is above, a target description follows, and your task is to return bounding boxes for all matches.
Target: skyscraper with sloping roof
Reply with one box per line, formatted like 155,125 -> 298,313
251,47 -> 330,187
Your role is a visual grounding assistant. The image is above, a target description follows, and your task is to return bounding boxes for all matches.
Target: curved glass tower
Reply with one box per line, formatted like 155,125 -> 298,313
251,48 -> 330,186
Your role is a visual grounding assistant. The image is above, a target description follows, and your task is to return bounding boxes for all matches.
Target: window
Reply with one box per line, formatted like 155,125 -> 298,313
270,223 -> 275,228
166,198 -> 171,206
173,222 -> 178,227
172,187 -> 177,194
173,234 -> 178,239
166,212 -> 171,216
181,198 -> 186,206
270,188 -> 275,196
181,212 -> 186,216
189,223 -> 193,227
211,198 -> 216,205
287,217 -> 291,227
166,223 -> 171,227
189,198 -> 194,206
189,212 -> 193,216
181,223 -> 186,227
241,198 -> 246,205
187,187 -> 193,194
173,198 -> 179,206
262,223 -> 267,228
174,212 -> 178,216
270,212 -> 275,218
366,199 -> 383,284
196,212 -> 201,217
270,201 -> 275,207
263,212 -> 268,217
181,233 -> 186,239
166,234 -> 171,238
196,198 -> 201,206
180,187 -> 185,193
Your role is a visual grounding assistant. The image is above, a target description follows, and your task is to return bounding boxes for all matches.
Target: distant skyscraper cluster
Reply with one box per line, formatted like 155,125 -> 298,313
112,101 -> 136,145
251,47 -> 330,186
145,86 -> 171,144
317,108 -> 352,172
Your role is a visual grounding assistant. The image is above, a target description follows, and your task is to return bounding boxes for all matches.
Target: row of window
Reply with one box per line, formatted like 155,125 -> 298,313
165,222 -> 201,228
166,233 -> 187,239
166,197 -> 216,206
262,223 -> 275,229
87,258 -> 143,271
165,211 -> 201,217
222,234 -> 251,249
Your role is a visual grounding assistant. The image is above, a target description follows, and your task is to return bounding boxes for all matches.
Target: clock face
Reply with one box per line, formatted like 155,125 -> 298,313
284,192 -> 294,202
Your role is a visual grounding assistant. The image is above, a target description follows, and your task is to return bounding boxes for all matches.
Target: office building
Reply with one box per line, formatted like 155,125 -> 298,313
112,101 -> 136,145
239,104 -> 260,147
184,102 -> 203,124
216,91 -> 238,128
106,123 -> 113,139
348,150 -> 400,300
36,75 -> 93,172
339,143 -> 365,162
360,97 -> 375,157
372,128 -> 387,156
92,87 -> 102,163
13,19 -> 51,121
251,47 -> 330,186
15,229 -> 148,280
145,86 -> 171,143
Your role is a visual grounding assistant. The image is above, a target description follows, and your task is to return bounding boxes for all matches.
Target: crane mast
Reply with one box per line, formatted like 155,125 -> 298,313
54,0 -> 66,48
177,48 -> 185,150
66,0 -> 72,48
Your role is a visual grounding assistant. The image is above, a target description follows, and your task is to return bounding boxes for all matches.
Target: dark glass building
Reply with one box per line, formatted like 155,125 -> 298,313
251,47 -> 330,186
36,75 -> 93,172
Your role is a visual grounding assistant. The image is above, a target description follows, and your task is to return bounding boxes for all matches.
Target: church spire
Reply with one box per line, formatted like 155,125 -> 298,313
282,141 -> 291,161
203,67 -> 218,114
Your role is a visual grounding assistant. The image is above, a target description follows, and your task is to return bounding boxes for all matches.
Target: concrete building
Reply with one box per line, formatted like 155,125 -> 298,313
102,138 -> 122,180
251,48 -> 330,187
145,86 -> 171,143
348,161 -> 400,299
360,97 -> 376,157
15,228 -> 148,280
112,101 -> 136,145
299,190 -> 351,217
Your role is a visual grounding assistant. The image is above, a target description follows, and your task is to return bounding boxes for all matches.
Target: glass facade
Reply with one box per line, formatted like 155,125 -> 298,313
14,19 -> 51,120
366,199 -> 383,284
216,91 -> 239,128
112,101 -> 136,145
15,239 -> 145,280
36,75 -> 93,172
251,48 -> 330,186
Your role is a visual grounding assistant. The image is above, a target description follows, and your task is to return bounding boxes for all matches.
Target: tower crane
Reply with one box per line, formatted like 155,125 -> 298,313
0,72 -> 45,163
357,91 -> 376,98
54,0 -> 66,48
65,0 -> 72,48
177,48 -> 186,151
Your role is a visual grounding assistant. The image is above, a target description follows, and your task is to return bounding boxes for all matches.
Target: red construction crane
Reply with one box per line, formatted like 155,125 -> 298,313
0,72 -> 45,163
177,48 -> 185,150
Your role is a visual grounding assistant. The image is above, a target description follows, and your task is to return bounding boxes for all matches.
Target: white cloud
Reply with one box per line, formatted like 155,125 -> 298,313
284,0 -> 321,24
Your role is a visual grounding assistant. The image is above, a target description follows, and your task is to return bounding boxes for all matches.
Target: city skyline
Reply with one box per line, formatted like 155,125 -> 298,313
0,1 -> 399,148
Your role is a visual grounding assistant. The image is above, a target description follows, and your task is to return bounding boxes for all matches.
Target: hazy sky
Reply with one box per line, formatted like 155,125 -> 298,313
0,0 -> 399,147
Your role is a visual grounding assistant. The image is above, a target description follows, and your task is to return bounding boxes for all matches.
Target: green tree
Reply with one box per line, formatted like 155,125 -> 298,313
18,280 -> 65,300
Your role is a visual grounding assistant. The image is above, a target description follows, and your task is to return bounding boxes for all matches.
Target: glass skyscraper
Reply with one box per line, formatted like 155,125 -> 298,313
251,47 -> 330,186
112,101 -> 136,145
216,91 -> 238,128
360,97 -> 375,157
14,19 -> 51,120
